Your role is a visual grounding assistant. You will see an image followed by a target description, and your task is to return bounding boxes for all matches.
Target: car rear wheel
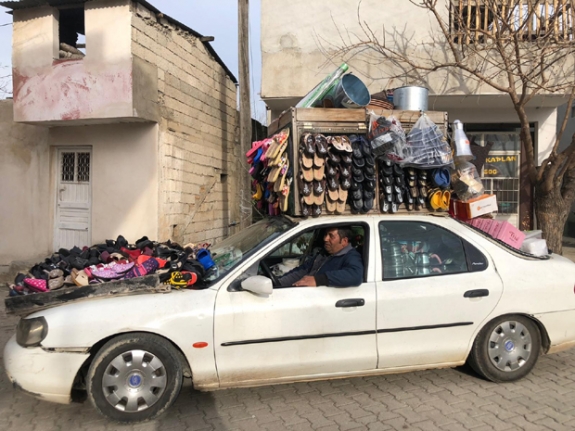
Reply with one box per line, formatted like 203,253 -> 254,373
468,315 -> 541,383
87,333 -> 183,423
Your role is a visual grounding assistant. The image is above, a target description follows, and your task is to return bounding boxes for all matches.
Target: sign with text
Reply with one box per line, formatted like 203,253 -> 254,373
483,154 -> 519,178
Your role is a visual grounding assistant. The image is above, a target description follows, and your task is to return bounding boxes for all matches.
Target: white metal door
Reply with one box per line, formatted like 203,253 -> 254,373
54,148 -> 92,251
375,220 -> 504,369
213,283 -> 377,385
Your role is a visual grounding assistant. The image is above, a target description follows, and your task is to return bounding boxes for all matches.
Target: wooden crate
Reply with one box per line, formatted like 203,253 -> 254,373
267,108 -> 448,217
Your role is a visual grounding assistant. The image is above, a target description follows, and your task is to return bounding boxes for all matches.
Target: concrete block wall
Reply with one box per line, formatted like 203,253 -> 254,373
131,3 -> 247,246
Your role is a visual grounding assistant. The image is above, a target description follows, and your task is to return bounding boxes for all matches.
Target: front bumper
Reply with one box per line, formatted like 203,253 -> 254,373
4,335 -> 90,404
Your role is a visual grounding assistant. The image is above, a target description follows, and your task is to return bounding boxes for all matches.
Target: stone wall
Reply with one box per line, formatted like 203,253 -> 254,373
131,3 -> 248,245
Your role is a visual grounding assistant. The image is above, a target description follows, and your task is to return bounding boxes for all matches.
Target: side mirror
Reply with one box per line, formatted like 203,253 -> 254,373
241,276 -> 273,296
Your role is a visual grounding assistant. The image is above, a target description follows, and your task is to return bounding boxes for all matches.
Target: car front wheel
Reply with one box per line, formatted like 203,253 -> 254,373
87,333 -> 183,423
468,315 -> 541,383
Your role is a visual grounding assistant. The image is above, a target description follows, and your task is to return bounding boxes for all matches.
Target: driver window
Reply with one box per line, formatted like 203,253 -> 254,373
269,232 -> 314,259
259,231 -> 317,281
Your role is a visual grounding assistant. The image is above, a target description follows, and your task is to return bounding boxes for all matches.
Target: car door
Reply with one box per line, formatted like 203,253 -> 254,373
375,219 -> 504,369
213,220 -> 378,386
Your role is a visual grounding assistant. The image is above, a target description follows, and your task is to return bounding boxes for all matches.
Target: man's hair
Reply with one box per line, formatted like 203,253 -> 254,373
336,227 -> 353,243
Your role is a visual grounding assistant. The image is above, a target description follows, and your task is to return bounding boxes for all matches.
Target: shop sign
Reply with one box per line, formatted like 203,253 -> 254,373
483,154 -> 519,178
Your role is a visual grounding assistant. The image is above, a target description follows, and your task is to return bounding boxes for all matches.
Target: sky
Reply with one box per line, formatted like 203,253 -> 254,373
0,0 -> 266,123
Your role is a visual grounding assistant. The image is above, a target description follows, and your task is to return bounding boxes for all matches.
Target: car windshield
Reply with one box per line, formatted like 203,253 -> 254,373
204,217 -> 296,283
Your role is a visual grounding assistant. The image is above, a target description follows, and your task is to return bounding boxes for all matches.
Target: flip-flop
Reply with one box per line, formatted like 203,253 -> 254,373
335,199 -> 346,214
246,139 -> 265,159
301,133 -> 315,155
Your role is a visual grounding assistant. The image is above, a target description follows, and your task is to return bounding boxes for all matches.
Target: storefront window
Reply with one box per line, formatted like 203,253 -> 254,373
468,132 -> 521,220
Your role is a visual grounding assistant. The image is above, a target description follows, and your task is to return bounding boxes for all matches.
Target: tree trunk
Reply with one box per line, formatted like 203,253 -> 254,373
534,184 -> 569,255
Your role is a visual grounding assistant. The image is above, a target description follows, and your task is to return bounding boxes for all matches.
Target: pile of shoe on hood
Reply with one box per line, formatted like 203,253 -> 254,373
8,235 -> 217,297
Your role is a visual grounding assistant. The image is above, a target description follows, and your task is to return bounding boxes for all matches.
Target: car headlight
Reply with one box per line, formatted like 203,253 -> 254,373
16,317 -> 48,347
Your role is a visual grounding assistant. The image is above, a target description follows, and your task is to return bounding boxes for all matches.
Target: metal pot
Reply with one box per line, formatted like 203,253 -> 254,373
384,255 -> 405,267
383,242 -> 402,256
414,252 -> 430,266
384,265 -> 405,278
416,267 -> 432,275
393,86 -> 429,111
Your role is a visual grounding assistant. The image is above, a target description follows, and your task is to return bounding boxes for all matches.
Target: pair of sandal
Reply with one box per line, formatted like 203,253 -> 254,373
300,199 -> 323,218
428,189 -> 451,211
300,176 -> 325,206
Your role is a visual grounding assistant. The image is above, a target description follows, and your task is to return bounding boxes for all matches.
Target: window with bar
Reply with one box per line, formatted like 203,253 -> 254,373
450,0 -> 574,43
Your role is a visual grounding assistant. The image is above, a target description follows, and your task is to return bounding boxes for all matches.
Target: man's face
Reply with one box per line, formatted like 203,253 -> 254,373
324,229 -> 348,255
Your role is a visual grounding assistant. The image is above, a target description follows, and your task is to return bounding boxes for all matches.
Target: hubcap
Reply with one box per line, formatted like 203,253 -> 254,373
488,321 -> 532,372
101,349 -> 168,412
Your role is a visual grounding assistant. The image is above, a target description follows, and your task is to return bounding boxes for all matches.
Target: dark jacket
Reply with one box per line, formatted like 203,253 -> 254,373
279,245 -> 364,288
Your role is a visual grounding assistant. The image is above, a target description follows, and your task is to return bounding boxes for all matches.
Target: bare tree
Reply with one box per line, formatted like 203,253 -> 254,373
327,0 -> 575,254
0,64 -> 12,97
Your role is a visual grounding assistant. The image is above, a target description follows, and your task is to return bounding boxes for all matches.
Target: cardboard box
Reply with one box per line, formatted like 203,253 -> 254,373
487,220 -> 503,238
497,221 -> 526,249
452,195 -> 497,220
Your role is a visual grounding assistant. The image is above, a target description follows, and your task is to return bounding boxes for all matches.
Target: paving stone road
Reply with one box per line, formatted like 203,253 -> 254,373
2,244 -> 575,431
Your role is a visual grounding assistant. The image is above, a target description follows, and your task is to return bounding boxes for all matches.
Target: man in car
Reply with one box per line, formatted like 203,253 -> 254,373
278,227 -> 364,287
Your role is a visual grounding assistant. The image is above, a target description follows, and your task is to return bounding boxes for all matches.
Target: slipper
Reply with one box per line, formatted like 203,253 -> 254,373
301,198 -> 311,217
326,196 -> 337,213
327,186 -> 339,202
429,189 -> 443,211
340,164 -> 351,179
252,183 -> 263,200
274,160 -> 290,192
331,136 -> 345,151
313,164 -> 325,181
341,154 -> 353,165
304,192 -> 315,205
341,136 -> 353,153
353,157 -> 365,168
301,133 -> 315,155
299,176 -> 312,196
246,139 -> 265,159
338,187 -> 348,203
327,175 -> 339,192
301,152 -> 314,169
351,141 -> 363,159
314,134 -> 328,156
301,164 -> 314,182
314,152 -> 325,168
336,199 -> 346,214
279,186 -> 290,213
313,180 -> 326,205
341,176 -> 351,190
327,150 -> 341,165
326,163 -> 338,177
71,269 -> 89,287
442,190 -> 451,211
311,204 -> 322,218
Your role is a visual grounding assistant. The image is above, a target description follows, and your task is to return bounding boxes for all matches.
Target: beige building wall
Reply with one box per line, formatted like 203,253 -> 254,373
261,0 -> 573,117
131,4 -> 243,246
0,100 -> 52,270
49,123 -> 159,244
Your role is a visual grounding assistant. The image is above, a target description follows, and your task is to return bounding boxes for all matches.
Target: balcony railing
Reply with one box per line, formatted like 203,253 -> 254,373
450,0 -> 574,43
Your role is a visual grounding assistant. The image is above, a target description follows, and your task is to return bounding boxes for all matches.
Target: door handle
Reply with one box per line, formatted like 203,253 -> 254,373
336,298 -> 365,308
464,289 -> 489,298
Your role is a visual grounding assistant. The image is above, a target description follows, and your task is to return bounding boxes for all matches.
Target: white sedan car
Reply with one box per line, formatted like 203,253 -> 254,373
5,215 -> 575,423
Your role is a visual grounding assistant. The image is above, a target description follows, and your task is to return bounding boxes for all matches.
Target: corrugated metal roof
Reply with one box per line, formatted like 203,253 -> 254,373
0,0 -> 238,84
